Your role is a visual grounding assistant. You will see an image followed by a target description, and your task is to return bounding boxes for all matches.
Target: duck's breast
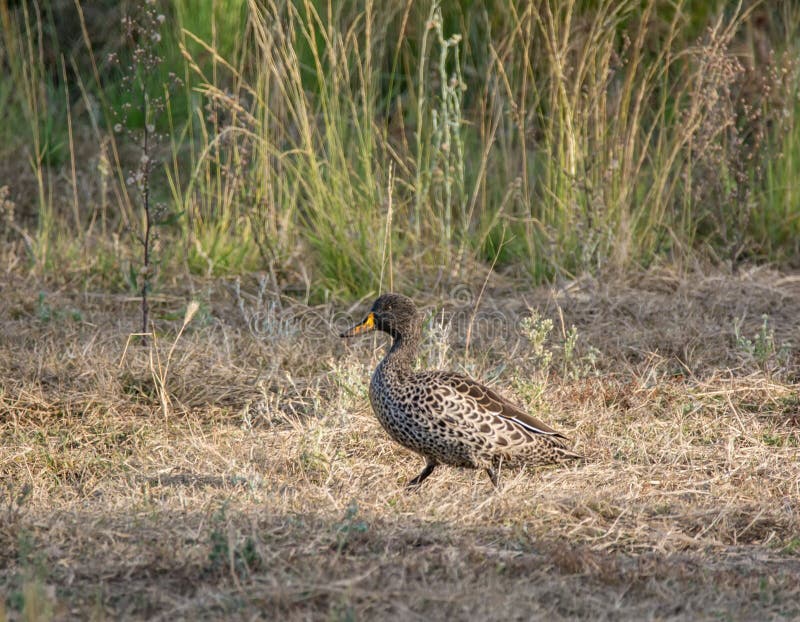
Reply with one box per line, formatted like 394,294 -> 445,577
368,367 -> 478,467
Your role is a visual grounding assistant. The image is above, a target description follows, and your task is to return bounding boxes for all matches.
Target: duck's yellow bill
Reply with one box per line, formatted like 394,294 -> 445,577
340,312 -> 375,338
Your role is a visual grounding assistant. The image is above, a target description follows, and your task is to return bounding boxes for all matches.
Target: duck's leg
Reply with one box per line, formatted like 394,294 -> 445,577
406,460 -> 437,489
485,467 -> 499,489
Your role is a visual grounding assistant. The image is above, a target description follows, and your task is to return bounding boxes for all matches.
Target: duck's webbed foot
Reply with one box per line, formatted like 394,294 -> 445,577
406,460 -> 437,489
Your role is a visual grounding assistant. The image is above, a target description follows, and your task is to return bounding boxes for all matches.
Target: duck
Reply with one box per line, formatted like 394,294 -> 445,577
340,293 -> 582,488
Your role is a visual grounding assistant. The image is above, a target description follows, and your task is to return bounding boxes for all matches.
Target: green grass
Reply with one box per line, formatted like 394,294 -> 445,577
1,1 -> 800,296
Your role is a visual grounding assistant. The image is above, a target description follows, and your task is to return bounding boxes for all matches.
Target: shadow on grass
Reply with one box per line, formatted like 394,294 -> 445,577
3,503 -> 800,620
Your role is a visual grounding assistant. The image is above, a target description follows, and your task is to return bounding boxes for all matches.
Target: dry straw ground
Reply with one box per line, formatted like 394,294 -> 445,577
1,267 -> 799,620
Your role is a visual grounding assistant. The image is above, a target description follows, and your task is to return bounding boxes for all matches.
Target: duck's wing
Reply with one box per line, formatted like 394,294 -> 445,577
417,371 -> 568,440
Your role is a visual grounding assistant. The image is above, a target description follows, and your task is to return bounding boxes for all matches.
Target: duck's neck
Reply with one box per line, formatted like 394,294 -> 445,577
382,325 -> 421,371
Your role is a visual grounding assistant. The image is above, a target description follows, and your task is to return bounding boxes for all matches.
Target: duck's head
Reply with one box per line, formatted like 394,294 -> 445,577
340,293 -> 419,340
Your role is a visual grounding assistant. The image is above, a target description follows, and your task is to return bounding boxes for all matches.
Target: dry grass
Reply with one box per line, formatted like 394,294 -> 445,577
1,267 -> 800,620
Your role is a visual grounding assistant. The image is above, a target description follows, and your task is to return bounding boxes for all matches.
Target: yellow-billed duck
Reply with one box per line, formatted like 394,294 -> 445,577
341,293 -> 582,488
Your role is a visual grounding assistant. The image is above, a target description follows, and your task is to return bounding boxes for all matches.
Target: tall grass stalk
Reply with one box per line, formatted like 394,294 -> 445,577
2,1 -> 56,267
